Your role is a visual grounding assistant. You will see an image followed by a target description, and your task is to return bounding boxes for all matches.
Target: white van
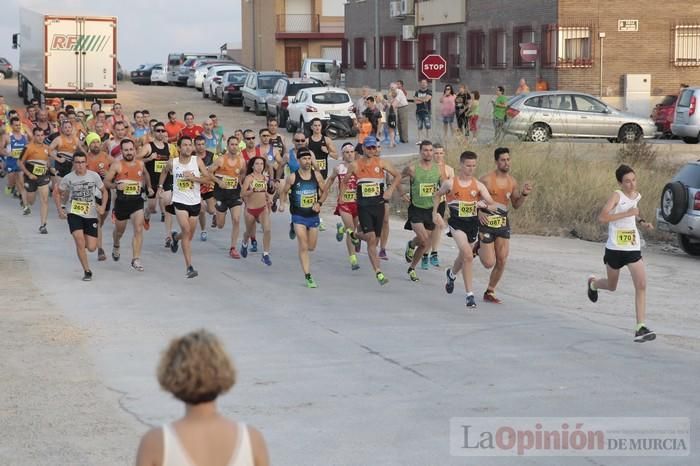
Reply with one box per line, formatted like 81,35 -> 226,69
301,59 -> 341,85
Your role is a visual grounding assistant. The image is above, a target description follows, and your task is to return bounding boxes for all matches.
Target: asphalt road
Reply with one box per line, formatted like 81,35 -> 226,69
1,80 -> 699,465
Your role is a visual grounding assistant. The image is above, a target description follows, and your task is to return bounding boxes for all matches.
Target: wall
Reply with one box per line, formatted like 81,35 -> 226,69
241,0 -> 279,70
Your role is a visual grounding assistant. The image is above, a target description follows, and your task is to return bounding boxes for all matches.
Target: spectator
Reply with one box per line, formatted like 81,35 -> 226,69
391,82 -> 409,143
362,96 -> 382,136
440,84 -> 456,139
535,76 -> 549,91
414,79 -> 432,141
455,84 -> 471,137
516,78 -> 530,95
491,86 -> 508,142
396,80 -> 408,97
135,329 -> 269,466
355,86 -> 371,117
468,90 -> 480,144
386,88 -> 399,147
329,60 -> 341,87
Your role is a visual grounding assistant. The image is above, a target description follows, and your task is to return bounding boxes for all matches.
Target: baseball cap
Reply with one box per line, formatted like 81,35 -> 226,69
363,135 -> 378,147
85,132 -> 101,146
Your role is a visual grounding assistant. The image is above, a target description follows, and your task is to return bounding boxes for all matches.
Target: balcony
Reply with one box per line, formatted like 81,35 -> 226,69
275,14 -> 344,40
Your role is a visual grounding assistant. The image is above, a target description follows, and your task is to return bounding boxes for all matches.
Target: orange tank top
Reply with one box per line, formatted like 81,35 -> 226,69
355,156 -> 384,183
447,177 -> 480,204
482,171 -> 515,206
115,159 -> 144,183
23,142 -> 50,163
86,152 -> 112,176
57,135 -> 79,154
215,155 -> 244,178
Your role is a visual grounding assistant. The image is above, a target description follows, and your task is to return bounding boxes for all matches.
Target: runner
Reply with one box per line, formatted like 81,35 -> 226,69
324,142 -> 361,270
201,118 -> 220,154
104,139 -> 153,271
341,136 -> 401,285
478,147 -> 533,304
210,136 -> 246,259
194,135 -> 216,241
240,156 -> 274,266
157,136 -> 213,278
307,118 -> 337,231
164,111 -> 185,143
278,132 -> 315,241
131,110 -> 150,145
108,121 -> 129,160
429,142 -> 454,266
5,117 -> 29,210
19,126 -> 52,232
279,148 -> 328,288
106,102 -> 132,134
178,112 -> 204,139
53,152 -> 108,281
84,132 -> 114,260
210,113 -> 225,148
587,164 -> 656,342
241,129 -> 257,162
435,151 -> 497,309
400,140 -> 442,281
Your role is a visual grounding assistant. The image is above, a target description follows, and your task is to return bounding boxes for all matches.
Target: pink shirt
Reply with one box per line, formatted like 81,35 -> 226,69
441,94 -> 456,117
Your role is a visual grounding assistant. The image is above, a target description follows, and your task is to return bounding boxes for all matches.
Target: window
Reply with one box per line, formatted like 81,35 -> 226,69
400,40 -> 415,69
513,26 -> 536,68
572,95 -> 606,113
381,36 -> 398,69
441,32 -> 460,80
489,29 -> 506,69
342,39 -> 349,67
673,24 -> 700,66
311,92 -> 350,104
467,30 -> 486,68
417,33 -> 435,76
542,24 -> 593,68
353,37 -> 367,68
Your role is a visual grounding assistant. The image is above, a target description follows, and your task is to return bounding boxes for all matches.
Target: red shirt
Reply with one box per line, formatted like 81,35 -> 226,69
165,121 -> 186,142
179,125 -> 204,140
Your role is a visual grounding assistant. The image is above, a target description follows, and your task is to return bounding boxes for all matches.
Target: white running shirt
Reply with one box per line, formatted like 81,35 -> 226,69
171,156 -> 201,206
605,189 -> 641,251
161,422 -> 254,466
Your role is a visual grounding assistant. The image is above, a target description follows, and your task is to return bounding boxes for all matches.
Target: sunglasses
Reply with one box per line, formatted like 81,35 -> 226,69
245,137 -> 256,140
364,145 -> 377,150
155,129 -> 166,132
294,139 -> 306,143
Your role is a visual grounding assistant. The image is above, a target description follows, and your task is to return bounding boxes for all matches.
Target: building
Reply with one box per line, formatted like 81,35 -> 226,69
344,0 -> 700,105
241,0 -> 345,75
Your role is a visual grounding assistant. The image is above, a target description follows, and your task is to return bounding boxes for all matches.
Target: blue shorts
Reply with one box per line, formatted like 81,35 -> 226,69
442,115 -> 455,124
291,214 -> 320,229
416,112 -> 431,130
4,157 -> 19,173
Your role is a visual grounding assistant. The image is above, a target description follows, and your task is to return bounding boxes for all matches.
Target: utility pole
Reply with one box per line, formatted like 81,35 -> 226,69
375,0 -> 381,91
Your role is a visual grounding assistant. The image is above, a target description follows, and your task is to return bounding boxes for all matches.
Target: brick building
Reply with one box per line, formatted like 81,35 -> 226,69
344,0 -> 700,103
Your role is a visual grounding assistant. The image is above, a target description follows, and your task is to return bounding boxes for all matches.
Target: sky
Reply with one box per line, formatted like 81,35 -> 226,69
0,0 -> 242,71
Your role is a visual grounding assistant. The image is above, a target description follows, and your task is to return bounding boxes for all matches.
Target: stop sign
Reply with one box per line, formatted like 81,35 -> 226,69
421,54 -> 447,80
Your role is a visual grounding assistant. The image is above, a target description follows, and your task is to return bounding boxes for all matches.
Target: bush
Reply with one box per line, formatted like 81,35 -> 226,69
616,141 -> 658,167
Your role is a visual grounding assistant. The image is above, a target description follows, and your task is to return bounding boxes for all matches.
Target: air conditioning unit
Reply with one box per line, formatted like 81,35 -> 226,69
402,25 -> 416,40
400,0 -> 415,15
390,1 -> 403,18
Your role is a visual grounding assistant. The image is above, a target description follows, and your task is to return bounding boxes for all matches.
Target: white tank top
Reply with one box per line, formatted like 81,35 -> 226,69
605,189 -> 641,251
171,156 -> 201,205
161,422 -> 254,466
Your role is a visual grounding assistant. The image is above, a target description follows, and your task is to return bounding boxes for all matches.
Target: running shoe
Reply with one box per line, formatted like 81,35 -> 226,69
306,275 -> 318,288
4,186 -> 11,196
39,224 -> 47,235
144,216 -> 150,231
200,231 -> 207,242
483,290 -> 502,304
376,271 -> 389,286
97,248 -> 106,262
23,205 -> 31,216
229,247 -> 241,259
186,266 -> 199,279
82,270 -> 93,282
289,222 -> 296,240
336,223 -> 345,242
349,254 -> 360,270
634,326 -> 656,343
271,199 -> 278,212
404,240 -> 415,263
112,246 -> 120,261
430,253 -> 440,267
349,231 -> 360,247
240,242 -> 248,258
165,237 -> 172,249
250,238 -> 258,252
407,268 -> 419,282
379,248 -> 388,261
319,220 -> 326,232
131,258 -> 144,272
587,276 -> 598,303
170,231 -> 179,253
420,255 -> 429,270
262,254 -> 272,266
466,295 -> 477,309
445,268 -> 455,294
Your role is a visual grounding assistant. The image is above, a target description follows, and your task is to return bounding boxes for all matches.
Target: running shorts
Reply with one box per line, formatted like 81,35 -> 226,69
448,217 -> 479,244
214,186 -> 242,212
166,202 -> 201,217
358,204 -> 385,236
114,198 -> 144,221
291,213 -> 320,229
334,202 -> 358,218
67,214 -> 98,237
404,204 -> 435,231
24,174 -> 51,192
604,248 -> 642,270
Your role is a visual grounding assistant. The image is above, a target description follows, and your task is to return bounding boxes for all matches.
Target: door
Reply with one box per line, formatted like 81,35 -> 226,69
572,94 -> 609,137
81,18 -> 116,94
675,89 -> 694,126
285,47 -> 302,76
45,17 -> 81,92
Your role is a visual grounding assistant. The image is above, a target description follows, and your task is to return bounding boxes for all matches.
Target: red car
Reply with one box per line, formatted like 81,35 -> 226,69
651,95 -> 677,137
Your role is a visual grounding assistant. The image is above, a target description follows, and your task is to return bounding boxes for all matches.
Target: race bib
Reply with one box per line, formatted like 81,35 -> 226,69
252,180 -> 266,192
123,183 -> 140,195
458,201 -> 477,218
615,229 -> 637,247
177,179 -> 193,191
223,176 -> 238,189
300,193 -> 317,208
361,182 -> 380,198
70,199 -> 90,216
154,160 -> 167,173
317,159 -> 327,171
342,190 -> 357,202
32,164 -> 47,176
419,183 -> 436,197
11,148 -> 22,159
486,215 -> 507,229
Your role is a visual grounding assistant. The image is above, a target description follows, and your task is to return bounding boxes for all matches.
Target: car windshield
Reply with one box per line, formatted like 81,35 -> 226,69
227,73 -> 247,83
258,76 -> 282,89
182,59 -> 196,67
674,163 -> 700,188
660,95 -> 677,106
310,62 -> 330,72
312,92 -> 350,104
168,55 -> 182,66
288,83 -> 322,96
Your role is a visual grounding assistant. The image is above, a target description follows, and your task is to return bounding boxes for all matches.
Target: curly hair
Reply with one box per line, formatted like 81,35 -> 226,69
157,329 -> 236,404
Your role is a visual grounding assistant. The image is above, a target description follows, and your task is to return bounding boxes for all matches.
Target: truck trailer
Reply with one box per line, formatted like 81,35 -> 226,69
13,8 -> 117,107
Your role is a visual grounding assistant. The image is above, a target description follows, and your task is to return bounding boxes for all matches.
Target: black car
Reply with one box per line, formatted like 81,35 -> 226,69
218,72 -> 248,106
265,77 -> 324,126
130,64 -> 159,85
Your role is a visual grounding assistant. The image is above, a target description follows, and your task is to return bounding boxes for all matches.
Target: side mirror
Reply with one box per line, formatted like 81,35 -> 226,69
12,33 -> 19,49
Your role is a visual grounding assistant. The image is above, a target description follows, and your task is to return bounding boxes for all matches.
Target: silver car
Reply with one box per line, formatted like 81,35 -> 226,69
504,91 -> 656,143
656,161 -> 700,256
671,87 -> 700,144
241,72 -> 286,115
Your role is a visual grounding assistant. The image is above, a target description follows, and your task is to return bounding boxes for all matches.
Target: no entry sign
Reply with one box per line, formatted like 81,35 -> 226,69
421,54 -> 447,80
520,42 -> 538,63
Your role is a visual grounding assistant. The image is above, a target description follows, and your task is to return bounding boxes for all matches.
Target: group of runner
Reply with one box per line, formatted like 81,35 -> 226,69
1,97 -> 654,342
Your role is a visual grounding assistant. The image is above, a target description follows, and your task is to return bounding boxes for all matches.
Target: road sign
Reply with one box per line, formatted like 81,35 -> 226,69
421,54 -> 447,80
520,43 -> 538,63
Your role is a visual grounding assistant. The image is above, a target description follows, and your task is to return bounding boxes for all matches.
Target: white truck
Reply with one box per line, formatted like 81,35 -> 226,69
13,9 -> 117,108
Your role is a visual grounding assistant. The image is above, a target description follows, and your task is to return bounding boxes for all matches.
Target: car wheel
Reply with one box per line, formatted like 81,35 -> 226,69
286,117 -> 296,133
682,136 -> 699,144
527,123 -> 550,142
618,124 -> 642,143
222,96 -> 230,107
278,108 -> 287,127
202,87 -> 208,99
678,234 -> 700,256
660,181 -> 688,225
253,102 -> 259,115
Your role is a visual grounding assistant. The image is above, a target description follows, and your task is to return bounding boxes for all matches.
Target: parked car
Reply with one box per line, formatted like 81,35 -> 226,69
0,57 -> 14,79
671,87 -> 700,144
202,64 -> 249,99
266,77 -> 324,127
656,161 -> 700,256
286,87 -> 354,134
131,63 -> 160,85
241,71 -> 285,115
215,72 -> 248,106
504,91 -> 657,143
150,64 -> 168,85
188,59 -> 231,88
651,95 -> 677,138
301,58 -> 339,84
